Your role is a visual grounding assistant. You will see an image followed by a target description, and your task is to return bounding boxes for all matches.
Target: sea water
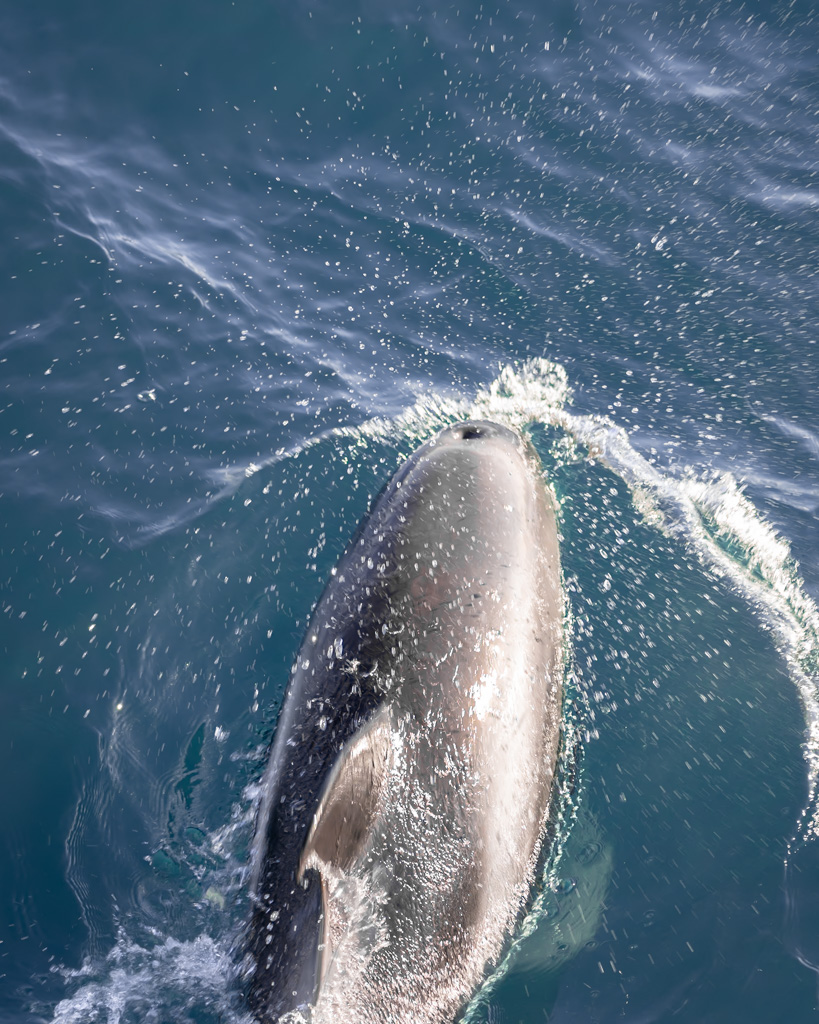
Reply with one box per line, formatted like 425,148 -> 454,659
1,0 -> 817,1021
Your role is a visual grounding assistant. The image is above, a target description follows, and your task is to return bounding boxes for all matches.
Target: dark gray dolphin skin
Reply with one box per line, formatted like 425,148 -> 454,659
246,420 -> 563,1024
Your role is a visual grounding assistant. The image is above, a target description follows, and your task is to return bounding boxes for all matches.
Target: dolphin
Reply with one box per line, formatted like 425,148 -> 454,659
245,420 -> 563,1024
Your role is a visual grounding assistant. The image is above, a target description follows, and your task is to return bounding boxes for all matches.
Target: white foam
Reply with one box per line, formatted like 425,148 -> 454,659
51,933 -> 250,1024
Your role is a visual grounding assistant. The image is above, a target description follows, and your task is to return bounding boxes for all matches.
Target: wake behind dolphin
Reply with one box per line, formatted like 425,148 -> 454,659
245,420 -> 564,1024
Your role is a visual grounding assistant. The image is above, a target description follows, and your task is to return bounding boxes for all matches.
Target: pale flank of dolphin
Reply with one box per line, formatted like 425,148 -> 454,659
245,420 -> 564,1024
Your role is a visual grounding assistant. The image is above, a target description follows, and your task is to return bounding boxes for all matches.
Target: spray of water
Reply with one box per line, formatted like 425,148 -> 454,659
548,404 -> 819,842
51,932 -> 251,1024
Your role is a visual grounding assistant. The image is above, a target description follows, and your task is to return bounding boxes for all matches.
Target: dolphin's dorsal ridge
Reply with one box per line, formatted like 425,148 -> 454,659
299,706 -> 392,881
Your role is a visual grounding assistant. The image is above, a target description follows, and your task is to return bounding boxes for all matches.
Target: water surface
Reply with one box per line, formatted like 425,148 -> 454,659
1,1 -> 818,1021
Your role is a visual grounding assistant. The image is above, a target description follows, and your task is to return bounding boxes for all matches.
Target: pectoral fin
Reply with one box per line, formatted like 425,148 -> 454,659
297,707 -> 393,994
298,706 -> 393,882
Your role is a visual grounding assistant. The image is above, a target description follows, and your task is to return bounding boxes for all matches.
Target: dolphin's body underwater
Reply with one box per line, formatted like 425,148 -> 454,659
246,421 -> 563,1024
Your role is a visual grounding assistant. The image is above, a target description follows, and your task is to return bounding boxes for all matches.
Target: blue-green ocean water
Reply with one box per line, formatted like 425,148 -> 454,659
1,1 -> 818,1021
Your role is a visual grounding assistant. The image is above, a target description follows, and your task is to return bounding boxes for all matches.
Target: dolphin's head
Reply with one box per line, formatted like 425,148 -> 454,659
374,419 -> 535,528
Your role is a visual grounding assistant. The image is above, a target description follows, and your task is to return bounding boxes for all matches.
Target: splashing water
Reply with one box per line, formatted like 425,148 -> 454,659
552,407 -> 819,842
50,933 -> 251,1024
